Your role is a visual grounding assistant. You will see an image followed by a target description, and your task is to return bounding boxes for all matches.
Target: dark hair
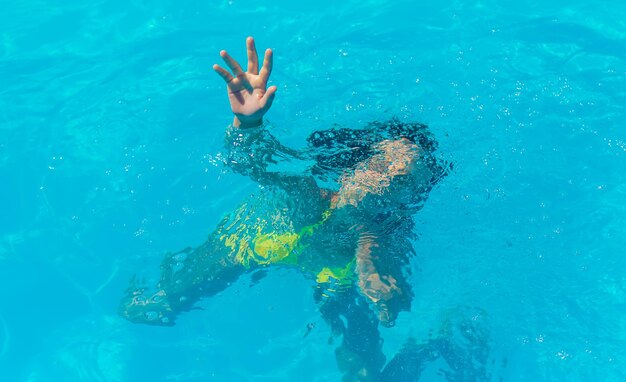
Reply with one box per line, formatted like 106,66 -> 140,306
307,118 -> 450,184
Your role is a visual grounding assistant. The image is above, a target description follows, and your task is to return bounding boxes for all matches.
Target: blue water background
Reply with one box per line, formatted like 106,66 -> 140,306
1,0 -> 626,380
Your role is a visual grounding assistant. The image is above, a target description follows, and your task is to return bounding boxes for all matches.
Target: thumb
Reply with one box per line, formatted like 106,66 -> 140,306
260,85 -> 277,111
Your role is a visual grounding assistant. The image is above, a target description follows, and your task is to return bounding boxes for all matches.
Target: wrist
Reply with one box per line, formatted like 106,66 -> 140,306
233,115 -> 263,129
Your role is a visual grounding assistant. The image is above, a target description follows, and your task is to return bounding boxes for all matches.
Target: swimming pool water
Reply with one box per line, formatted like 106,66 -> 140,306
1,0 -> 626,380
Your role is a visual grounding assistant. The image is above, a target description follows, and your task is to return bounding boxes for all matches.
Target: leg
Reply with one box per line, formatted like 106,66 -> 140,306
378,339 -> 438,382
315,285 -> 386,382
380,308 -> 492,381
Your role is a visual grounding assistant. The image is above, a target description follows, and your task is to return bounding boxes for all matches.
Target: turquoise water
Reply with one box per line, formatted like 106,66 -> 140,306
2,0 -> 626,380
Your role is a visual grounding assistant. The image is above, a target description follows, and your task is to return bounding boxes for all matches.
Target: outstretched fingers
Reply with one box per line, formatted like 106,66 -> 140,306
259,49 -> 273,83
213,64 -> 234,83
246,37 -> 259,74
220,50 -> 245,76
260,85 -> 277,110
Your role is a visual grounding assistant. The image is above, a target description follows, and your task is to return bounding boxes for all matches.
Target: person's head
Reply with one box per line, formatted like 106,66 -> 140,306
307,118 -> 449,186
331,137 -> 424,209
307,119 -> 450,212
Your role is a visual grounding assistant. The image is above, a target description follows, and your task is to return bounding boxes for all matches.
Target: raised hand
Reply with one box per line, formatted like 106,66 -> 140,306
213,37 -> 277,128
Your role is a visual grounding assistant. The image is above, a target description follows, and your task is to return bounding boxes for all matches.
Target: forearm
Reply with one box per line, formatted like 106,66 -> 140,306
224,121 -> 276,182
224,121 -> 316,190
119,240 -> 246,326
158,243 -> 245,311
355,231 -> 384,303
355,230 -> 402,326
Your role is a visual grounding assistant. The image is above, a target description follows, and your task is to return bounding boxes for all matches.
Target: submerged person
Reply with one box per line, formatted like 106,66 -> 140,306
120,37 -> 487,381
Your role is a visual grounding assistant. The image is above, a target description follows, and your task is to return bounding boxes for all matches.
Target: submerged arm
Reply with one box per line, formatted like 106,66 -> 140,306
355,230 -> 403,327
119,239 -> 246,326
224,122 -> 317,190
